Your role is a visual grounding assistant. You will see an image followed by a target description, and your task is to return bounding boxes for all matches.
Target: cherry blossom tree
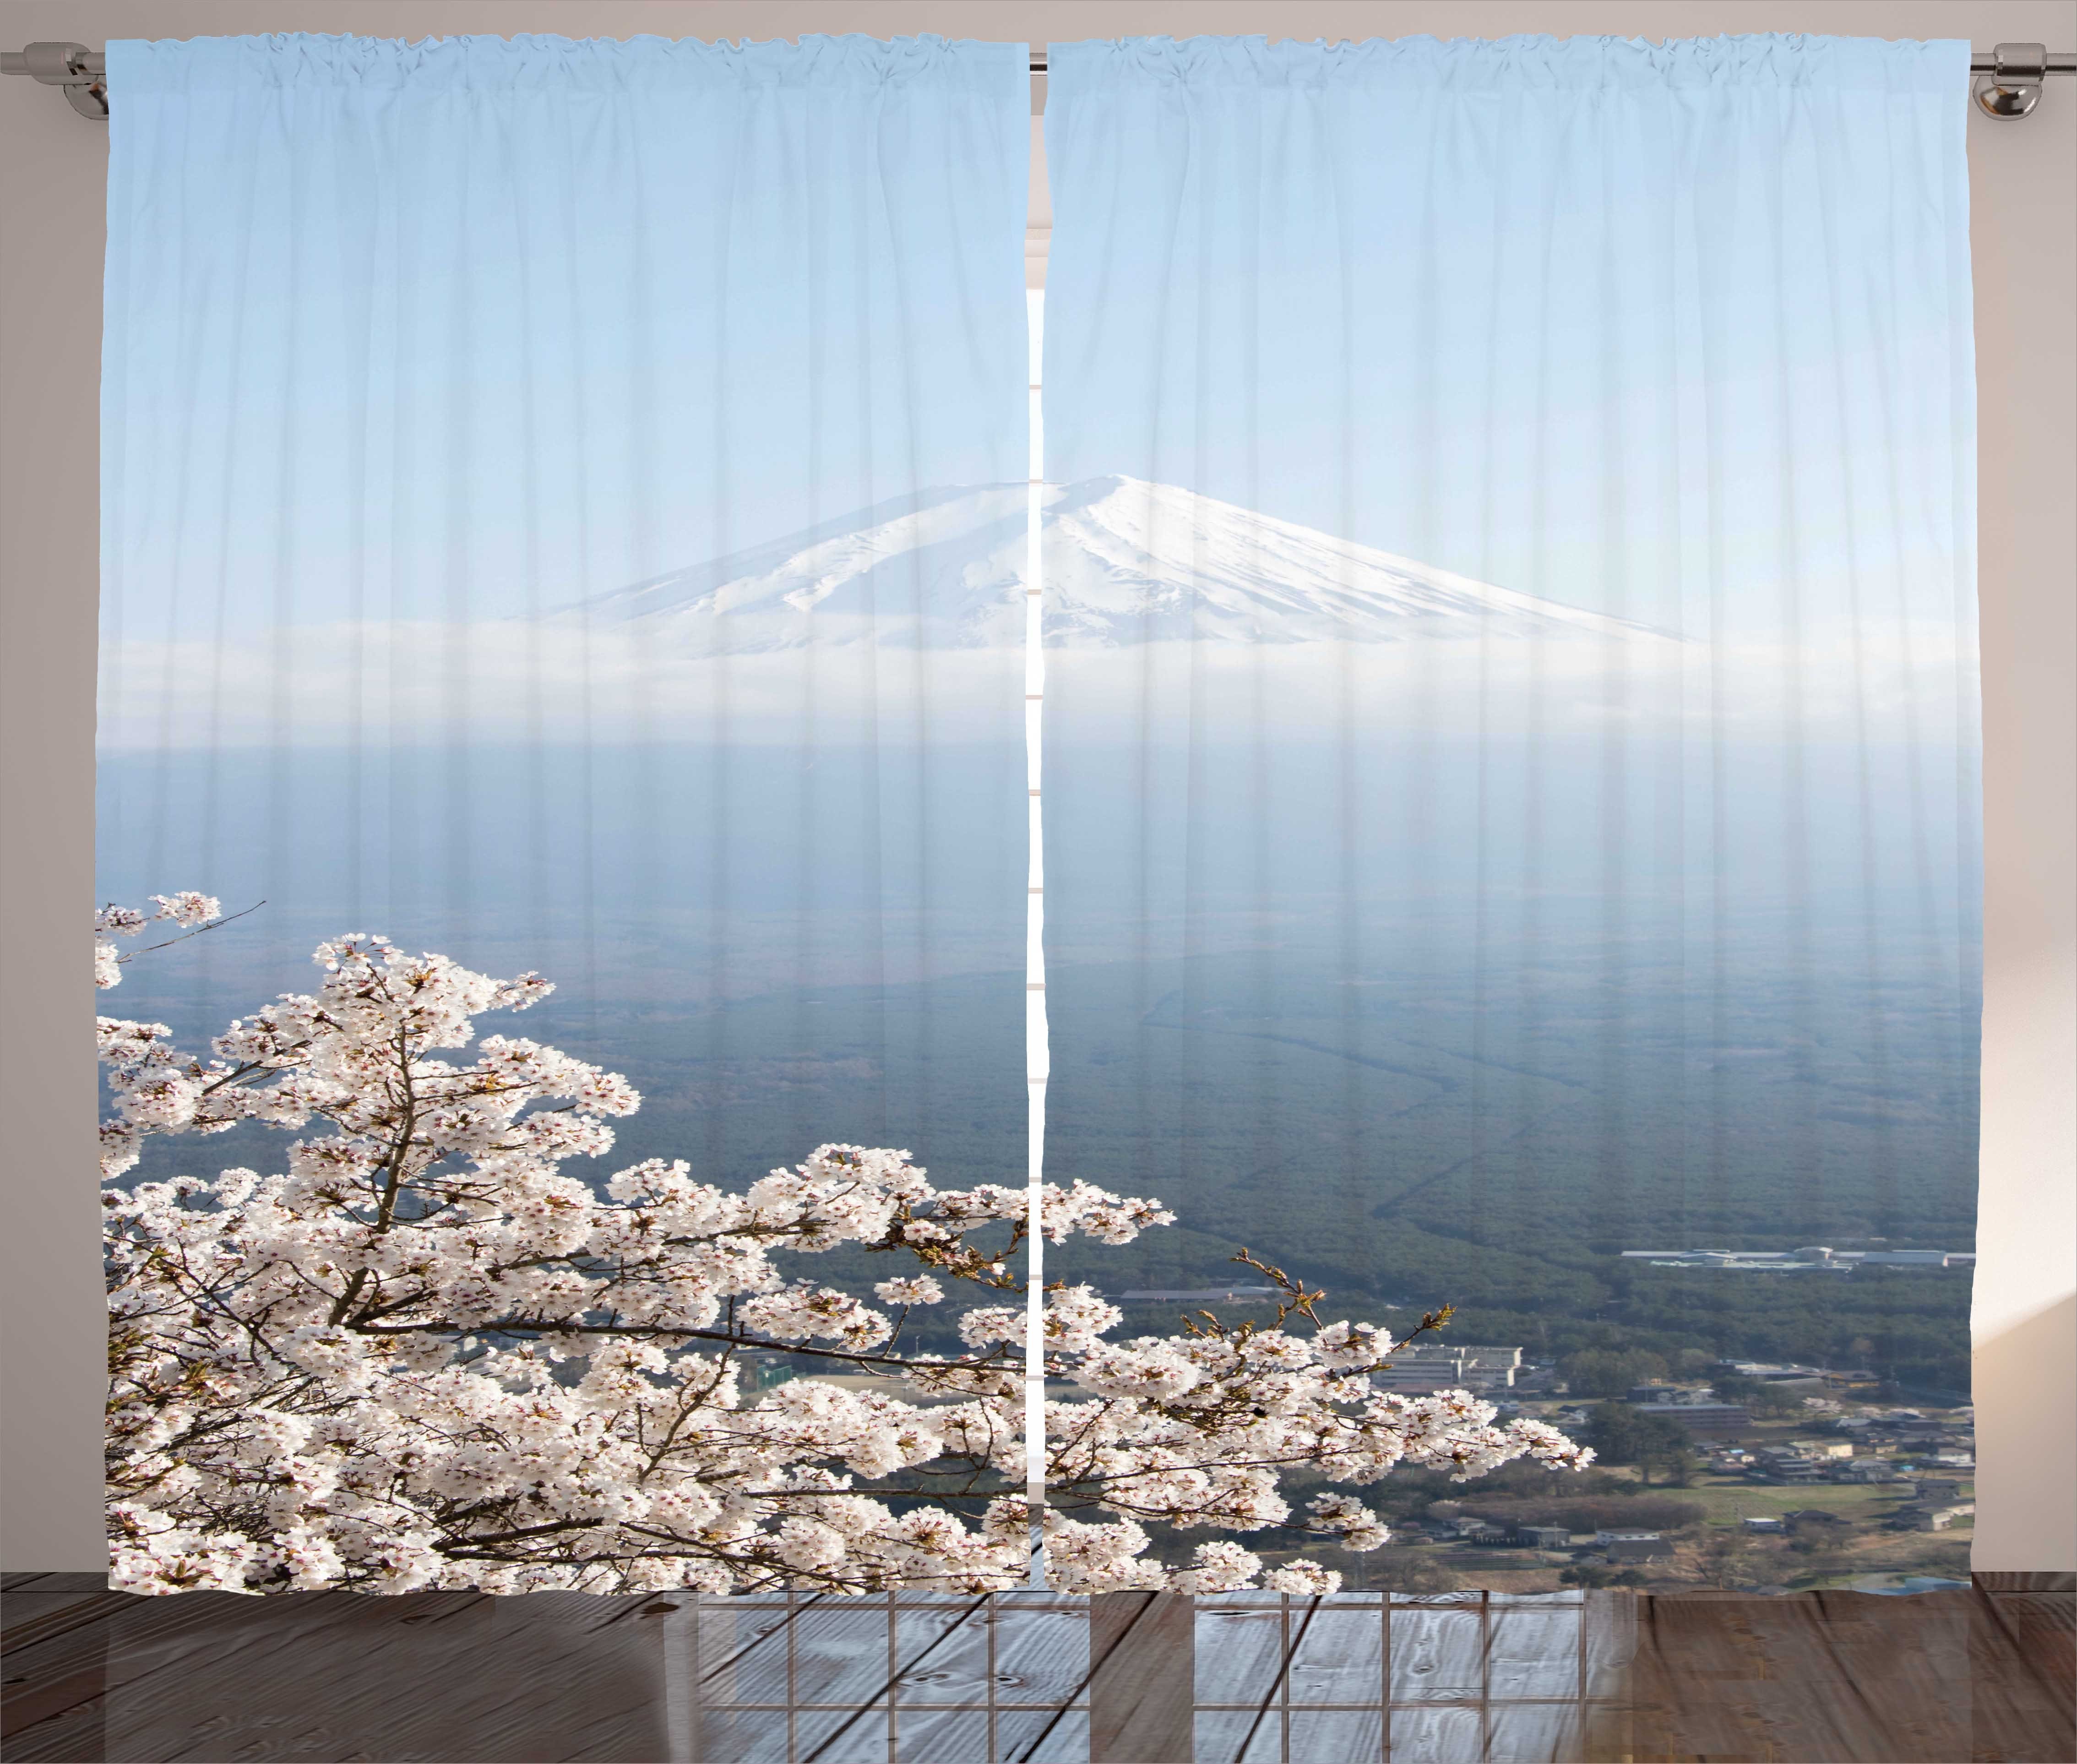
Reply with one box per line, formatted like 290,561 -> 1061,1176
97,898 -> 1588,1596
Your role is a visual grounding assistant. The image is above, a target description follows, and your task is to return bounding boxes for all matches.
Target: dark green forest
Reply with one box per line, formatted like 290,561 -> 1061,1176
1034,936 -> 1977,1395
111,902 -> 1979,1397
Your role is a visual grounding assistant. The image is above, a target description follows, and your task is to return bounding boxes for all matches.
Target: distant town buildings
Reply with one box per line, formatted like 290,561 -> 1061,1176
1370,1344 -> 1523,1395
1859,1412 -> 1975,1462
1453,1519 -> 1512,1545
732,1349 -> 795,1393
1889,1502 -> 1975,1532
1658,1404 -> 1753,1436
1427,1517 -> 1595,1552
1113,1286 -> 1278,1303
1599,1533 -> 1675,1563
1622,1385 -> 1753,1434
1713,1360 -> 1831,1381
1620,1247 -> 1974,1272
1749,1447 -> 1829,1484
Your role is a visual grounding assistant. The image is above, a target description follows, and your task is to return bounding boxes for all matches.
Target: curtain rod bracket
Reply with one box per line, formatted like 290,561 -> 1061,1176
1974,42 -> 2056,118
0,41 -> 107,118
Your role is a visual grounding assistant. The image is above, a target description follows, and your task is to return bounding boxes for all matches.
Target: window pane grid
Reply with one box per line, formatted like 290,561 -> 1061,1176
1193,1593 -> 1626,1764
675,1592 -> 1090,1764
669,1590 -> 1626,1761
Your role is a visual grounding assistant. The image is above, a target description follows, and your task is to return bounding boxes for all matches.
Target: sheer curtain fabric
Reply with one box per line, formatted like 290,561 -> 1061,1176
1039,33 -> 1980,1590
97,32 -> 1032,1596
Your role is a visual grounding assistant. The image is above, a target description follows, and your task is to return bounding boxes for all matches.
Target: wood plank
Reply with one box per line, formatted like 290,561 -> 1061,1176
1970,1588 -> 2077,1763
3,1575 -> 106,1595
5,1585 -> 494,1742
3,1591 -> 154,1659
1974,1572 -> 2076,1594
989,1596 -> 1092,1709
1285,1602 -> 1384,1707
2,1591 -> 115,1752
102,1590 -> 667,1763
1388,1604 -> 1484,1700
1624,1590 -> 2075,1764
0,1687 -> 107,1764
1090,1592 -> 1194,1764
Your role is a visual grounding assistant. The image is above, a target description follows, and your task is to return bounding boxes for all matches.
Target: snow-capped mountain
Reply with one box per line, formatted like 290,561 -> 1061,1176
551,476 -> 1669,651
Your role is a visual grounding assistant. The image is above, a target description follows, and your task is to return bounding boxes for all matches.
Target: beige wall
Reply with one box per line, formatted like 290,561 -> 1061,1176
4,0 -> 2071,1573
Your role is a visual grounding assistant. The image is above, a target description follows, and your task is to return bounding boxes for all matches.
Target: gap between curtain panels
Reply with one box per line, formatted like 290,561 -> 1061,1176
1023,286 -> 1049,1582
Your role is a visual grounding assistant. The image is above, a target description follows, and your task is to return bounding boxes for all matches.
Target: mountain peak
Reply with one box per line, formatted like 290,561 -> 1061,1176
547,478 -> 1669,653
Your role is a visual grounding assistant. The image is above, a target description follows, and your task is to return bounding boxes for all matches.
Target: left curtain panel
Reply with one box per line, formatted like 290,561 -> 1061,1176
97,33 -> 1033,1594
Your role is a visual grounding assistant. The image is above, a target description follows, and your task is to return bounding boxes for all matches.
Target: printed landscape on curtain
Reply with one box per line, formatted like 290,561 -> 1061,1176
93,29 -> 1983,1609
98,32 -> 1597,1612
95,34 -> 1048,1596
1036,35 -> 1983,1593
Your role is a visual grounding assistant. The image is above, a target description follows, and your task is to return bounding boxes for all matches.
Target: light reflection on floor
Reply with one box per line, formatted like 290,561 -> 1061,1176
663,1590 -> 1633,1763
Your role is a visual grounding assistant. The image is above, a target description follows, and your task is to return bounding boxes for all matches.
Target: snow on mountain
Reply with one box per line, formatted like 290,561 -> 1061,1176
552,476 -> 1671,652
558,483 -> 1029,653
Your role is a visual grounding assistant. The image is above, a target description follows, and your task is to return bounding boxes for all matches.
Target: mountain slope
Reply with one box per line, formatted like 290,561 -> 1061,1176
548,476 -> 1671,652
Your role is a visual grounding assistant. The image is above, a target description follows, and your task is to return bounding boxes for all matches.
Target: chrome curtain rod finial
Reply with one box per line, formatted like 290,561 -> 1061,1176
0,41 -> 107,119
7,40 -> 2077,124
1974,43 -> 2070,119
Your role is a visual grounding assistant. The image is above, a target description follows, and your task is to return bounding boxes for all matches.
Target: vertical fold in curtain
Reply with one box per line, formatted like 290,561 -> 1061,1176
97,33 -> 1032,1595
1040,34 -> 1979,1591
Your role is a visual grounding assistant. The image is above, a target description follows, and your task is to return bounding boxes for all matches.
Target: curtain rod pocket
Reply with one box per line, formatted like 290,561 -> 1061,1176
8,40 -> 2075,121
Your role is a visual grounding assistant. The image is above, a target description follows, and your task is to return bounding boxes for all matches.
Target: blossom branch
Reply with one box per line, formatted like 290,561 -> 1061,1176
99,907 -> 1584,1597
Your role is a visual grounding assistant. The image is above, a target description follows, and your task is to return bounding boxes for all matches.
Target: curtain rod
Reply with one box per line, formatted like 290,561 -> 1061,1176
8,40 -> 2074,122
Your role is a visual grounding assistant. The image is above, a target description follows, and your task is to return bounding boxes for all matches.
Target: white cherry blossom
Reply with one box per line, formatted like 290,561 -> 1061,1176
94,891 -> 223,991
99,898 -> 1587,1597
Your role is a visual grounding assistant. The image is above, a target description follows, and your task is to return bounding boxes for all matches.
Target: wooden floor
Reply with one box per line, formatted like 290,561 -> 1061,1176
1620,1584 -> 2074,1764
4,1573 -> 2070,1762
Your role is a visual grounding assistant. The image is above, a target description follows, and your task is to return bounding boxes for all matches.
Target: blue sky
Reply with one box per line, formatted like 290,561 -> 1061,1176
1042,38 -> 1976,643
101,34 -> 1030,645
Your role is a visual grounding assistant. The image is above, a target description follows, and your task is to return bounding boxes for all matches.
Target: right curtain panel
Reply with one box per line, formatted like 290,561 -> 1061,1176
1042,34 -> 1981,1593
